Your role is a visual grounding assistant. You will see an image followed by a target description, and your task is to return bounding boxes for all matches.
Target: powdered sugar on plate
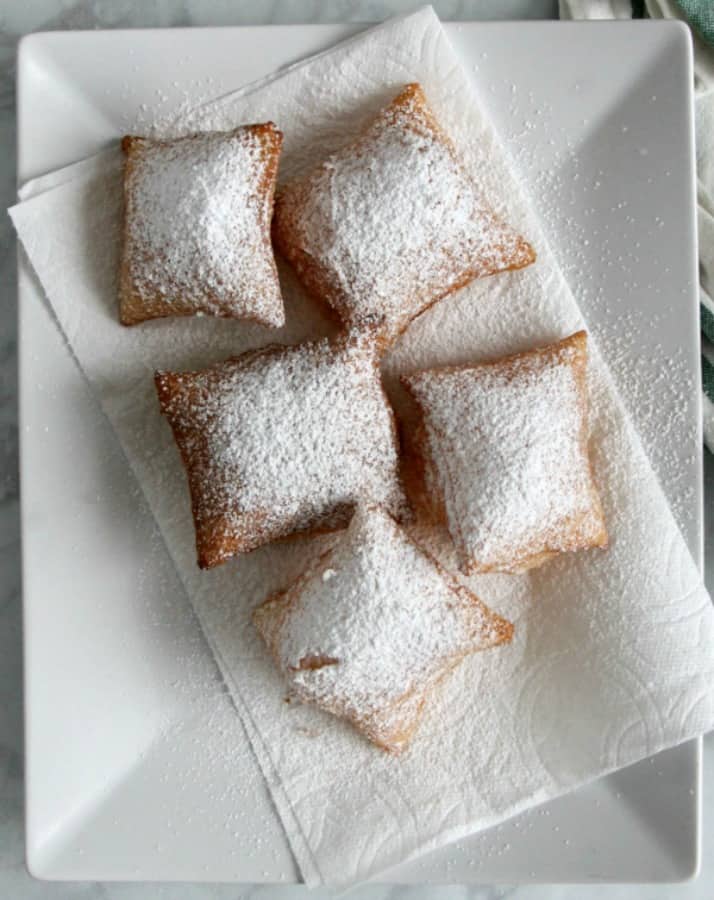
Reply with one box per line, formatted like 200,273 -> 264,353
9,7 -> 714,889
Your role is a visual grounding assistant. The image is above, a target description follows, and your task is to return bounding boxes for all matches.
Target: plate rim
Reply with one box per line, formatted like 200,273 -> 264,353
17,18 -> 703,884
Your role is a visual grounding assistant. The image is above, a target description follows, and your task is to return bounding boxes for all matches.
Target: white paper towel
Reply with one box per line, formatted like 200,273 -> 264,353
10,7 -> 714,887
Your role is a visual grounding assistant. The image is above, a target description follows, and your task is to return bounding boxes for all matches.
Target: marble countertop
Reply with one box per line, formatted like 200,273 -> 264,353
2,1 -> 714,898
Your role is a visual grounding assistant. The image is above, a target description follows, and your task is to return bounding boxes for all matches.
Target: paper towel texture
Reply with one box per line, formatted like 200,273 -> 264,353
10,7 -> 714,886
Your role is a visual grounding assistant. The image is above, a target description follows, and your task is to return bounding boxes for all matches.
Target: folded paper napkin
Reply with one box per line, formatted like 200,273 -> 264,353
10,7 -> 714,887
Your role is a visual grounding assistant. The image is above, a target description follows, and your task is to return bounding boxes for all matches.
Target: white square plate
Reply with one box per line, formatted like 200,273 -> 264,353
18,20 -> 703,884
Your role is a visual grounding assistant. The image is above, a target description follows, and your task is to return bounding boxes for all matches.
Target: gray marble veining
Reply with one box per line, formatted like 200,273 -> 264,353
1,1 -> 713,898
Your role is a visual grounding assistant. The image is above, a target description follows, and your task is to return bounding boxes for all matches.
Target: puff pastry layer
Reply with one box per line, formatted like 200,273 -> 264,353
402,330 -> 608,574
120,124 -> 284,326
253,505 -> 513,753
273,83 -> 535,345
155,334 -> 406,568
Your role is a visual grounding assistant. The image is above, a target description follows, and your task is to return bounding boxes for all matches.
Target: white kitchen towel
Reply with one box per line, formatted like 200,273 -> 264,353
10,7 -> 714,887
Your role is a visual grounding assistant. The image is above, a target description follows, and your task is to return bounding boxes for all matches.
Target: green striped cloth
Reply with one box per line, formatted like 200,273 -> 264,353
704,348 -> 714,402
561,0 -> 714,450
677,0 -> 714,45
700,186 -> 714,448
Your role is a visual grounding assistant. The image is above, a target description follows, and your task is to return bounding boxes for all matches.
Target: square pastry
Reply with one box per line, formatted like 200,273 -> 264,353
155,334 -> 406,569
120,124 -> 284,327
253,505 -> 513,754
402,331 -> 608,574
272,83 -> 535,344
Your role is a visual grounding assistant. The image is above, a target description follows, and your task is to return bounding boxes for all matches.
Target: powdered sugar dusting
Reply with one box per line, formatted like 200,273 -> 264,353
273,85 -> 534,338
157,335 -> 406,563
122,126 -> 284,325
405,336 -> 606,573
257,506 -> 510,750
11,6 -> 714,888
